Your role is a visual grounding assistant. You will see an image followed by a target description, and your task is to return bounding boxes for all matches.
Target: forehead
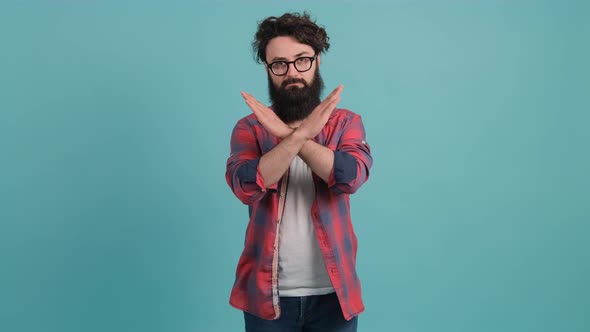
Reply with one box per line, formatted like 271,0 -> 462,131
266,36 -> 314,62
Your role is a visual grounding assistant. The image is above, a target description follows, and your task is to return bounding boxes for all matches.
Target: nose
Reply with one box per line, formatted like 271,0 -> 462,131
285,62 -> 302,78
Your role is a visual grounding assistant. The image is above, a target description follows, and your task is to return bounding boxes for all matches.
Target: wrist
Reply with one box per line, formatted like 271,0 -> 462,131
289,127 -> 309,144
277,127 -> 295,141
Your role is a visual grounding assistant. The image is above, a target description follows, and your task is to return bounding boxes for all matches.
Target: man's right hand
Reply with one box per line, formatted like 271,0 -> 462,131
241,91 -> 294,139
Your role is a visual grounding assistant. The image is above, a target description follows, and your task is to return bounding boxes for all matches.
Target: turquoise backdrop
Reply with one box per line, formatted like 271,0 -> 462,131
1,1 -> 588,331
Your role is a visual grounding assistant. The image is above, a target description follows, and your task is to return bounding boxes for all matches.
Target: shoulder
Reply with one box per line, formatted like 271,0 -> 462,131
328,108 -> 363,124
232,113 -> 259,129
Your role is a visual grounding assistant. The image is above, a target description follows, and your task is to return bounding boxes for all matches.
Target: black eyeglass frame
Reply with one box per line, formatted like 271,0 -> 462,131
265,54 -> 318,76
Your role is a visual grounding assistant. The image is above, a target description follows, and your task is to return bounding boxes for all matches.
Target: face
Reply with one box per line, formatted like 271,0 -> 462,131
265,36 -> 320,91
265,36 -> 324,124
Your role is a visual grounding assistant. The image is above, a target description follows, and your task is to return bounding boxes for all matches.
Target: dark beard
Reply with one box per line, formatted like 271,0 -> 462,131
267,69 -> 324,124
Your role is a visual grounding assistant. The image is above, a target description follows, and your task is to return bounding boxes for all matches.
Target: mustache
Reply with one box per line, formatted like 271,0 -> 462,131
281,78 -> 308,89
268,68 -> 323,124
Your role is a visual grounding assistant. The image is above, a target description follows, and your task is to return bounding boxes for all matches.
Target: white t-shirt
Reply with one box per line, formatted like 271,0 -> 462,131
278,156 -> 335,297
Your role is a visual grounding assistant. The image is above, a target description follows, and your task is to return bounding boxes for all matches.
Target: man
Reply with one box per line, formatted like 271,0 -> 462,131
225,12 -> 372,332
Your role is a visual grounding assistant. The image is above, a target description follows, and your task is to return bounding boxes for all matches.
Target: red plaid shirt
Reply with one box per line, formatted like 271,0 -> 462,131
225,108 -> 372,321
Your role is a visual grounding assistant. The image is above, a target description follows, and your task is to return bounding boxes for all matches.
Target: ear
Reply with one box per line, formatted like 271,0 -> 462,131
316,54 -> 321,68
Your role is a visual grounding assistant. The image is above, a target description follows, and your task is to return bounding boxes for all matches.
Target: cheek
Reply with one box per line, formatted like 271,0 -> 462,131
272,77 -> 285,87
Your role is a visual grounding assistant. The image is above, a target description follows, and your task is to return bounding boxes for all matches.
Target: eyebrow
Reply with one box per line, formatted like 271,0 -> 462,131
270,51 -> 312,62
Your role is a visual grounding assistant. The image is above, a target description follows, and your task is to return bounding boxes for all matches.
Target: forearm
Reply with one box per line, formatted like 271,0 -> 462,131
259,130 -> 308,187
298,140 -> 334,183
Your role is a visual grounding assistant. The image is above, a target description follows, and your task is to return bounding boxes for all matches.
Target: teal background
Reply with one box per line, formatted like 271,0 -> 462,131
1,1 -> 588,331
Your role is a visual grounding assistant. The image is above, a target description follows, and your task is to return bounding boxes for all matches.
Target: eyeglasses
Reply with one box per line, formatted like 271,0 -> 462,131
266,55 -> 317,76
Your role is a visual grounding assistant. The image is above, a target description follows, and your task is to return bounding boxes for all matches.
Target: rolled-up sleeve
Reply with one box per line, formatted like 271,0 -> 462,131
327,113 -> 372,194
226,119 -> 277,205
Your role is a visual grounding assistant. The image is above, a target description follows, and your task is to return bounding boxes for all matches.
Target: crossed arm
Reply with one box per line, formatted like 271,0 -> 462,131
226,84 -> 371,205
240,85 -> 343,187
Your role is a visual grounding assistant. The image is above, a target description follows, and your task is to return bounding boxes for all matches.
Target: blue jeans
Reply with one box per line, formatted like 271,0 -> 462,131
243,292 -> 358,332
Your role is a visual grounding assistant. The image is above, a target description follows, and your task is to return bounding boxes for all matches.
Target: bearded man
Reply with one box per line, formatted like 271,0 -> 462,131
225,11 -> 373,332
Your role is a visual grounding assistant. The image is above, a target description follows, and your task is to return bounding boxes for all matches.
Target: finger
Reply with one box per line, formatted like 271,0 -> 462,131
241,91 -> 255,106
331,84 -> 344,96
241,91 -> 257,103
315,85 -> 343,109
242,93 -> 267,113
324,85 -> 344,102
252,98 -> 269,111
242,95 -> 256,109
316,93 -> 341,115
242,93 -> 257,105
241,92 -> 263,108
242,92 -> 270,113
320,96 -> 341,116
244,98 -> 265,116
244,92 -> 258,104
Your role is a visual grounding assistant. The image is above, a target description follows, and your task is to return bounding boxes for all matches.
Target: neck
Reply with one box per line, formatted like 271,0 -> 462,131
287,120 -> 304,129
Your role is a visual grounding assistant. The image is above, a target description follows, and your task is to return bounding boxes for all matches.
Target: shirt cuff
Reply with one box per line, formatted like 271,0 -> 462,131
237,158 -> 278,191
332,150 -> 358,184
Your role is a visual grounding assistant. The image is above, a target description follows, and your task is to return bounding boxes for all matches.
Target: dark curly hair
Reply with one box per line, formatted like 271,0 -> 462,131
252,11 -> 330,64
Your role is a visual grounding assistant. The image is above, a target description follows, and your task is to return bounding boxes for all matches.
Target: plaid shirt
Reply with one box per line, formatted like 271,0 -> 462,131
225,108 -> 372,321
